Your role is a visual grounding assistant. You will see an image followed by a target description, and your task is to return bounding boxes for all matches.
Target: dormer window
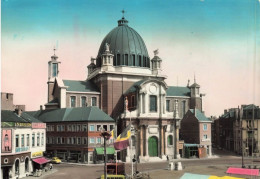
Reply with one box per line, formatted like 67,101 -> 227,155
70,96 -> 76,107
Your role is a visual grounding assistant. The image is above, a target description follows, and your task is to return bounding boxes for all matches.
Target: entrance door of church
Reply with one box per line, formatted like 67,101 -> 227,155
148,136 -> 158,157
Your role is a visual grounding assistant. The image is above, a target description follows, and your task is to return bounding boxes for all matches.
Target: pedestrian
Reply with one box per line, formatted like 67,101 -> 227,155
166,155 -> 169,161
49,163 -> 53,170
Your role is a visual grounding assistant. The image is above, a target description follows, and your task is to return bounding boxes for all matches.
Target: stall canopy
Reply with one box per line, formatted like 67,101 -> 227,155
32,157 -> 50,164
95,147 -> 115,155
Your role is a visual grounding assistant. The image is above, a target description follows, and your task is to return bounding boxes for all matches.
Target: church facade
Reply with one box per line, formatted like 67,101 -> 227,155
45,16 -> 204,162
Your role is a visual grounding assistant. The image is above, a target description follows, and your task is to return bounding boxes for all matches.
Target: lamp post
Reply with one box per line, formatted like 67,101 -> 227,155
100,128 -> 111,179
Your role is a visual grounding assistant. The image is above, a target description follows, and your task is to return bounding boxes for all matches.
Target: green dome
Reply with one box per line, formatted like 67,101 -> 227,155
96,17 -> 150,68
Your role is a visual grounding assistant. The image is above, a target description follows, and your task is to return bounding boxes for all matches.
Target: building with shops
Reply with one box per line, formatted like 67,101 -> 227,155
27,106 -> 115,164
180,109 -> 213,158
1,110 -> 46,179
43,14 -> 206,162
214,104 -> 260,157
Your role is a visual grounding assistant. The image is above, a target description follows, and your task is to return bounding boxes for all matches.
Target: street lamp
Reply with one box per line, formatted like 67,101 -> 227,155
100,128 -> 111,179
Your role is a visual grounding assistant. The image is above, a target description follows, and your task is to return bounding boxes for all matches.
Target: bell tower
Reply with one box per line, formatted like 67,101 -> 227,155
189,76 -> 202,111
47,48 -> 61,103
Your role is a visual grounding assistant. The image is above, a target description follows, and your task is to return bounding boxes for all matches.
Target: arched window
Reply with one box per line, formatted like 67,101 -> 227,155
25,157 -> 29,172
167,135 -> 173,146
113,56 -> 116,66
149,95 -> 157,112
15,159 -> 19,175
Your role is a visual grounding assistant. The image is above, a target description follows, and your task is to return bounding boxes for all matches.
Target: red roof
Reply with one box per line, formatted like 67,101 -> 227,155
32,157 -> 50,164
226,167 -> 259,176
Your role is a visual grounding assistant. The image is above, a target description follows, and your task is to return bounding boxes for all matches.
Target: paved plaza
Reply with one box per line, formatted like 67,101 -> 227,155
25,149 -> 259,179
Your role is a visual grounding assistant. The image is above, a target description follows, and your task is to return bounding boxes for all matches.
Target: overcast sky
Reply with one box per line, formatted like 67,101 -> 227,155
2,0 -> 260,117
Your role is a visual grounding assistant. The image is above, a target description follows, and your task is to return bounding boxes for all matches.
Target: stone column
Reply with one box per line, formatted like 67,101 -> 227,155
161,125 -> 164,156
140,93 -> 143,114
140,125 -> 144,157
145,125 -> 149,157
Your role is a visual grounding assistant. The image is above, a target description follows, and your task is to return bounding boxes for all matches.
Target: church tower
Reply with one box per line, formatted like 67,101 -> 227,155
47,48 -> 61,103
189,76 -> 202,111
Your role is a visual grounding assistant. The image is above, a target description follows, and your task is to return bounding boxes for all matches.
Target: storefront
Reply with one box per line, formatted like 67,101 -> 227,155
94,147 -> 115,164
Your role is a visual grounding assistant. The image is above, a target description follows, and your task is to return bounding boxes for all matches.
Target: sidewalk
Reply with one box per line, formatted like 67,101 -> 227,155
25,169 -> 58,179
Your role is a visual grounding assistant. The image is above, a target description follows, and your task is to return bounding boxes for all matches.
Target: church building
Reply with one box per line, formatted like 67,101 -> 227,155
45,14 -> 204,162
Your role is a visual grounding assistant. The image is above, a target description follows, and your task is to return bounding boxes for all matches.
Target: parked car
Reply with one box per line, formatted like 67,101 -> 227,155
51,157 -> 61,164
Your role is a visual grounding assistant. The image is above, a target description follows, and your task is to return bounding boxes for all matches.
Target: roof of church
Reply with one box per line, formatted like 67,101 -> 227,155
1,110 -> 43,123
166,86 -> 190,97
189,109 -> 211,122
26,106 -> 114,123
63,80 -> 100,93
96,17 -> 149,68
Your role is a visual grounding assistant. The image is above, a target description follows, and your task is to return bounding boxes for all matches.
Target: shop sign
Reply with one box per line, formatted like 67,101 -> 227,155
32,151 -> 43,158
16,146 -> 29,153
1,122 -> 15,127
15,123 -> 32,128
32,123 -> 46,129
2,129 -> 12,153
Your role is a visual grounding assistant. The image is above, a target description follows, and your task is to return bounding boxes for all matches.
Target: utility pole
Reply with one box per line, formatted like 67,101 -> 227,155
100,129 -> 111,179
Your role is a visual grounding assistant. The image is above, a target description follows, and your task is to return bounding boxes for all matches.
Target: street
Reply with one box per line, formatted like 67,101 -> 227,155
29,149 -> 260,179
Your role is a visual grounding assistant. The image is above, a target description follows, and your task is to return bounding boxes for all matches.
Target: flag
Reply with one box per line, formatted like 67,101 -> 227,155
114,124 -> 131,150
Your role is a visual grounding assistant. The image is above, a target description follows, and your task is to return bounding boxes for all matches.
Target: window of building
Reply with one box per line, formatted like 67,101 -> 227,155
97,137 -> 101,144
68,125 -> 71,131
97,125 -> 101,131
91,97 -> 97,106
166,100 -> 170,112
37,133 -> 40,146
125,54 -> 128,65
15,135 -> 19,148
110,125 -> 114,131
70,96 -> 76,107
47,125 -> 50,131
83,137 -> 88,145
138,55 -> 142,67
57,125 -> 61,132
168,135 -> 173,145
61,125 -> 65,131
83,125 -> 87,132
72,125 -> 76,132
203,124 -> 208,131
21,134 -> 24,147
41,133 -> 44,146
52,137 -> 55,144
57,137 -> 61,144
51,126 -> 54,131
103,125 -> 107,131
90,125 -> 95,131
77,137 -> 81,144
77,125 -> 81,131
90,138 -> 95,144
47,137 -> 49,144
27,134 -> 30,146
132,55 -> 136,66
203,135 -> 208,139
81,96 -> 87,107
67,138 -> 71,144
52,63 -> 57,77
149,95 -> 157,112
32,134 -> 35,147
117,54 -> 120,65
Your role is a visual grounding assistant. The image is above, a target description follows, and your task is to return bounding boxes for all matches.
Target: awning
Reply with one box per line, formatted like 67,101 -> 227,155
95,147 -> 115,155
32,157 -> 50,164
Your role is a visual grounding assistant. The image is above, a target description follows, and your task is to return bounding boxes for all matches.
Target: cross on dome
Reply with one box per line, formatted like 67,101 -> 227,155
121,9 -> 126,18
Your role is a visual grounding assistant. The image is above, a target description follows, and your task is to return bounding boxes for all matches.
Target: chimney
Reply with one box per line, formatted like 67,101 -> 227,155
40,105 -> 43,111
15,108 -> 23,116
224,109 -> 228,114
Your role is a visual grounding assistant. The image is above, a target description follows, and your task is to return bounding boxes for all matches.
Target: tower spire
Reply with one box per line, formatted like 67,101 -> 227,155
194,73 -> 196,83
53,47 -> 56,55
121,9 -> 126,18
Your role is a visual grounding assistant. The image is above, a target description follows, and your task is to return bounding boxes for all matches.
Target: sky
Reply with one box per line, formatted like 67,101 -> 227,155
1,0 -> 260,117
